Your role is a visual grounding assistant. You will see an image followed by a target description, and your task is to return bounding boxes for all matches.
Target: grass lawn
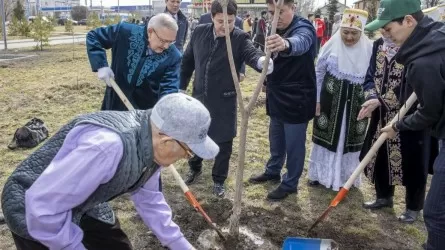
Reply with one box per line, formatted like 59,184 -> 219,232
0,44 -> 427,249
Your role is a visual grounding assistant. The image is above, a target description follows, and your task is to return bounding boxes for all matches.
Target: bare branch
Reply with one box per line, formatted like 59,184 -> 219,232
246,0 -> 283,112
220,0 -> 246,118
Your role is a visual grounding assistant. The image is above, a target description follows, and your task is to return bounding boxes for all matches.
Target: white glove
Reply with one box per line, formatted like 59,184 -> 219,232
97,67 -> 114,87
257,56 -> 274,75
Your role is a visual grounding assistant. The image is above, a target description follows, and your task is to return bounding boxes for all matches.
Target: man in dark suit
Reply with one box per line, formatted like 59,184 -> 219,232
181,0 -> 273,197
199,12 -> 243,29
199,11 -> 246,81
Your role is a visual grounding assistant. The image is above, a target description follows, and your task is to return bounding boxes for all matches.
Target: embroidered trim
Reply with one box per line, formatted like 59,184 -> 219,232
364,88 -> 377,100
136,51 -> 169,86
313,72 -> 367,153
317,55 -> 365,85
365,45 -> 405,185
127,26 -> 146,84
374,45 -> 404,111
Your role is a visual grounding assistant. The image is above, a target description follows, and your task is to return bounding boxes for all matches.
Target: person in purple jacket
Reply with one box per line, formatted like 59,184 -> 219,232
1,93 -> 219,250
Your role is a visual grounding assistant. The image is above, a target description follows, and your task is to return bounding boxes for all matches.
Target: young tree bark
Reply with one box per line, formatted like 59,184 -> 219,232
218,0 -> 284,238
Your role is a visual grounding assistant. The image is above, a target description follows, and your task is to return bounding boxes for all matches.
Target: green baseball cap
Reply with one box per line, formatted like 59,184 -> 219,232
365,0 -> 421,31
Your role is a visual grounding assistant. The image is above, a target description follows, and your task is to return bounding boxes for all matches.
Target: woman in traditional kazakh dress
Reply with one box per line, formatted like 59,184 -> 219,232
308,9 -> 372,191
359,30 -> 438,223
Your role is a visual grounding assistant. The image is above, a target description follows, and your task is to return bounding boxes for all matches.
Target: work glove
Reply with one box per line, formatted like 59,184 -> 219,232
97,67 -> 114,87
257,56 -> 274,75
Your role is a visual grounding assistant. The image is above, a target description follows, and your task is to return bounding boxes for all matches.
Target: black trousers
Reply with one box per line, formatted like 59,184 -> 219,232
255,34 -> 265,52
424,143 -> 445,250
189,140 -> 233,184
316,37 -> 322,54
11,215 -> 132,250
374,145 -> 427,211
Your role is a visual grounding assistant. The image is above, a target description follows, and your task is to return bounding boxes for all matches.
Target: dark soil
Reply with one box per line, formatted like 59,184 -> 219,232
126,191 -> 414,250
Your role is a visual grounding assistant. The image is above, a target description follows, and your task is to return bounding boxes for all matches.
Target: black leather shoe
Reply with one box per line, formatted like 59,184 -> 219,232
398,209 -> 419,224
184,170 -> 202,185
267,186 -> 296,201
248,173 -> 281,184
213,183 -> 225,198
308,180 -> 320,186
363,197 -> 394,209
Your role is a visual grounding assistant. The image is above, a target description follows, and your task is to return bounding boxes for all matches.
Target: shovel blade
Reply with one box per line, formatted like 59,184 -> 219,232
308,206 -> 334,232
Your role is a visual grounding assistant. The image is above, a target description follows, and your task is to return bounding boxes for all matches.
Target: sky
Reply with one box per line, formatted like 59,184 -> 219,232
86,0 -> 357,8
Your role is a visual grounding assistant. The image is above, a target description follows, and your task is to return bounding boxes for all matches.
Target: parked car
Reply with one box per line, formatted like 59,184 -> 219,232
78,19 -> 88,25
28,16 -> 50,23
57,17 -> 78,26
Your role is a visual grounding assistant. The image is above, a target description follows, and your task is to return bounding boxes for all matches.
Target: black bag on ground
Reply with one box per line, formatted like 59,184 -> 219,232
8,118 -> 49,150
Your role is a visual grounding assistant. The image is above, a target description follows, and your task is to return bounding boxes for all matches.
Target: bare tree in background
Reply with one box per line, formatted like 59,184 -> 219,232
2,0 -> 16,20
365,0 -> 377,38
423,0 -> 441,7
296,0 -> 315,18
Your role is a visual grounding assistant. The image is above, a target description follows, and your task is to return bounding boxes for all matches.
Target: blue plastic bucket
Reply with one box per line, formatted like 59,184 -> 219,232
282,237 -> 339,250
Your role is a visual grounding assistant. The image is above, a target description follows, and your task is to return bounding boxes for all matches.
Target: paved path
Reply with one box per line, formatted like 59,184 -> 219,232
0,34 -> 86,50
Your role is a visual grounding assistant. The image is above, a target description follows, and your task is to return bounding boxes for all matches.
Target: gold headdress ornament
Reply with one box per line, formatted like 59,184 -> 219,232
340,9 -> 369,32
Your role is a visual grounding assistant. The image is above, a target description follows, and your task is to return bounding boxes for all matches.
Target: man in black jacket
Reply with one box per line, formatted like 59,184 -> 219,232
164,0 -> 188,52
198,10 -> 246,81
254,11 -> 268,51
249,0 -> 316,201
180,0 -> 273,197
366,0 -> 445,249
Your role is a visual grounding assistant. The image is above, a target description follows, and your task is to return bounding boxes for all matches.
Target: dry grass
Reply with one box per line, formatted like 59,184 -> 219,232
53,25 -> 90,34
0,44 -> 428,249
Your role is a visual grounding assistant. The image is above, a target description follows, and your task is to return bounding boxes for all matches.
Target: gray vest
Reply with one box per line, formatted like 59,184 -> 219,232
1,110 -> 159,240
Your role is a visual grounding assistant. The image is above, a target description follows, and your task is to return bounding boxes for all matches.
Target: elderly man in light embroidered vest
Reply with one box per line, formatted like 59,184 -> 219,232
87,13 -> 181,112
1,93 -> 218,250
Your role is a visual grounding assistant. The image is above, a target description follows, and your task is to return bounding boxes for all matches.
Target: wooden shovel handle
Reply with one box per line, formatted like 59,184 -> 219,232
106,79 -> 135,111
342,93 -> 418,191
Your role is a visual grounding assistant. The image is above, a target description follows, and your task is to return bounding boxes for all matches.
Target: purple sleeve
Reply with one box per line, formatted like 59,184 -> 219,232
25,124 -> 123,250
131,170 -> 193,250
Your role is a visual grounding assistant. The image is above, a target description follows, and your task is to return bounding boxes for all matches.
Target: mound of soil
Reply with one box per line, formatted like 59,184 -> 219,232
156,197 -> 409,250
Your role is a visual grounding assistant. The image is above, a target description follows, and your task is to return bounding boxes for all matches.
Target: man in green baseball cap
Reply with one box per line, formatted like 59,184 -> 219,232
366,0 -> 421,30
370,0 -> 445,249
365,0 -> 423,46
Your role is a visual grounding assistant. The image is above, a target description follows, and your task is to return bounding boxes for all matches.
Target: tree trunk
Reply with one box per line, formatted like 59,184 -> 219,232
218,0 -> 284,238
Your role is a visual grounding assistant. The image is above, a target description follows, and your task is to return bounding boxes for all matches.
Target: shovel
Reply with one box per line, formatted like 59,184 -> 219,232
308,92 -> 418,232
105,79 -> 226,241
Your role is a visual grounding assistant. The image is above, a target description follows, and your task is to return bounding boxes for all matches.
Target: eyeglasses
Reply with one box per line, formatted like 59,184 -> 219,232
152,29 -> 176,45
175,140 -> 195,160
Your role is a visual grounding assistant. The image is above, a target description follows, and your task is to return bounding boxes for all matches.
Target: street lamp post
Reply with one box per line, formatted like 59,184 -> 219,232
0,0 -> 7,50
